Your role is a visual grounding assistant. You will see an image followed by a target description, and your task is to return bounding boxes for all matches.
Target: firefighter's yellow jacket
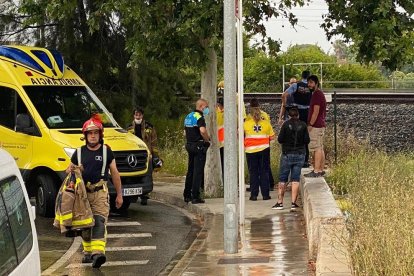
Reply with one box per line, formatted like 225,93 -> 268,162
53,168 -> 94,233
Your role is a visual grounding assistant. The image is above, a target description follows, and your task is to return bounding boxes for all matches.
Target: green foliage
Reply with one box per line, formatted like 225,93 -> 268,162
328,151 -> 414,274
244,52 -> 279,92
323,1 -> 414,70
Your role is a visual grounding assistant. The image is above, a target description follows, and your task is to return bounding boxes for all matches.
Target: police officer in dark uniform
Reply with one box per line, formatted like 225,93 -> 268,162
183,98 -> 210,204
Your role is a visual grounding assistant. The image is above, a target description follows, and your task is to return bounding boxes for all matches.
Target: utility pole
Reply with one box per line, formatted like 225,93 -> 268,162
223,0 -> 238,254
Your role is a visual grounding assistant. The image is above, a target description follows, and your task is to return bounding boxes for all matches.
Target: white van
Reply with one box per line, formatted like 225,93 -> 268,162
0,148 -> 40,276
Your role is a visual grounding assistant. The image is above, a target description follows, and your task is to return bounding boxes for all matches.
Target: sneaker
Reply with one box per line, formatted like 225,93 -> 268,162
263,196 -> 271,200
92,253 -> 106,268
291,202 -> 300,210
272,202 -> 283,210
304,171 -> 322,178
249,196 -> 257,201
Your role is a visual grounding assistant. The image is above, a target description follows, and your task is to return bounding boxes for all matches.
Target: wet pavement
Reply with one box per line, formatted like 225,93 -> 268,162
37,172 -> 311,275
37,200 -> 199,275
152,173 -> 311,276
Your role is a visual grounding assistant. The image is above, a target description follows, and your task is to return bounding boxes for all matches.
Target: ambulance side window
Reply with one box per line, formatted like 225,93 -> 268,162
0,176 -> 33,275
0,86 -> 30,130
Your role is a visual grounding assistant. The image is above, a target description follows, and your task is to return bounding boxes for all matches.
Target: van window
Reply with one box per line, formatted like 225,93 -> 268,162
0,86 -> 30,130
0,176 -> 34,275
24,86 -> 117,129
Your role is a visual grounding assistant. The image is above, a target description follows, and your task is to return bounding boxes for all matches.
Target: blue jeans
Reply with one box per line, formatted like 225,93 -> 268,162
246,148 -> 270,198
279,153 -> 305,183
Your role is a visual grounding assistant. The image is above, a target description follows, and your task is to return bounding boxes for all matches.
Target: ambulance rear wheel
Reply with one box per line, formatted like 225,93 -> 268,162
36,174 -> 57,218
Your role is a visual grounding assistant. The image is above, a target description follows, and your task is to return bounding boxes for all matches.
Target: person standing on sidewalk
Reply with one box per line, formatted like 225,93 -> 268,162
127,107 -> 162,205
184,98 -> 210,204
67,115 -> 123,268
279,70 -> 312,168
248,98 -> 276,191
304,75 -> 327,177
244,100 -> 275,201
272,106 -> 310,210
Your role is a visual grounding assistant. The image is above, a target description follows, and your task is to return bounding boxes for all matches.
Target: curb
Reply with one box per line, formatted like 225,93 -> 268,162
150,190 -> 214,276
300,173 -> 352,275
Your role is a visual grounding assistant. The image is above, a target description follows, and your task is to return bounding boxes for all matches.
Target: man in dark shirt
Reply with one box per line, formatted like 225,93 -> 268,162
304,75 -> 327,178
67,115 -> 123,268
184,98 -> 210,204
272,106 -> 310,211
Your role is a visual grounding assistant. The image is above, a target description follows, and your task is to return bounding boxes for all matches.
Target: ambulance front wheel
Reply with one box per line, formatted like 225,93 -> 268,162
35,174 -> 57,218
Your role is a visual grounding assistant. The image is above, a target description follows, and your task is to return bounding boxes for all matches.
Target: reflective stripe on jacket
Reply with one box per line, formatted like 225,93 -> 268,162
53,169 -> 94,233
243,117 -> 275,153
216,107 -> 224,148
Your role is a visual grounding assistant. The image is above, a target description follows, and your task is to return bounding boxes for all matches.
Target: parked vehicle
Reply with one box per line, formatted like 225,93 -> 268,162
0,148 -> 41,276
0,45 -> 153,217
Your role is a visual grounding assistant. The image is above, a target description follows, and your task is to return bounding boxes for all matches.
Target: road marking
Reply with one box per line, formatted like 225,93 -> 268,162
42,237 -> 82,275
66,260 -> 149,268
107,221 -> 141,226
106,246 -> 156,251
107,233 -> 152,238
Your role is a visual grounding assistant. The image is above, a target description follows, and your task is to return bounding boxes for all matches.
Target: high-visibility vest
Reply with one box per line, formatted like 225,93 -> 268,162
244,117 -> 275,153
216,107 -> 224,148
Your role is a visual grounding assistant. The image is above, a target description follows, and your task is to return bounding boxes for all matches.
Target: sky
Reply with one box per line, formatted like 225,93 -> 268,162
264,0 -> 334,54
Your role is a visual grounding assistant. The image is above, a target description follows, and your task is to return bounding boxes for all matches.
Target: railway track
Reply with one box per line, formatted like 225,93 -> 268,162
243,91 -> 414,103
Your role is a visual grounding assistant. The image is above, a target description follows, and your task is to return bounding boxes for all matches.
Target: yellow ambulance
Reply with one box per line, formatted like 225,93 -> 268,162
0,45 -> 153,217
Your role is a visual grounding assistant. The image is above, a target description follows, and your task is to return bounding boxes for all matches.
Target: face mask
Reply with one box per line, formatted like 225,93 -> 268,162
134,119 -> 142,124
203,107 -> 210,116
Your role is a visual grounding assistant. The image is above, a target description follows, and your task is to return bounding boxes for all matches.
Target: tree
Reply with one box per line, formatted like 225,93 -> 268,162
103,0 -> 311,197
3,1 -> 311,197
322,1 -> 414,70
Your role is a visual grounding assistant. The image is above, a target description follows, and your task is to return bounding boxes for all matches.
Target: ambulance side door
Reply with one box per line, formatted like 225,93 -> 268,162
0,84 -> 36,170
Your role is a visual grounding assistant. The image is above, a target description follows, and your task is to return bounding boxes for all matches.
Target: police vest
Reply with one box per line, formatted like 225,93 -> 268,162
293,81 -> 312,107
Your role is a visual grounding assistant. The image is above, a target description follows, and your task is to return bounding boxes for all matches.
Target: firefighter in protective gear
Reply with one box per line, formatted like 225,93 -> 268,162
67,114 -> 123,268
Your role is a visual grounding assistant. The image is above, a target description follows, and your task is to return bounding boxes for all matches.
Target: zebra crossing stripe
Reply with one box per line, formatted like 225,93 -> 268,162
66,260 -> 149,268
107,233 -> 152,238
107,221 -> 141,226
106,246 -> 156,251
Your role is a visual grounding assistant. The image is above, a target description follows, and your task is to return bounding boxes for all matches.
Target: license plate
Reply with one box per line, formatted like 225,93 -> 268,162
123,187 -> 143,196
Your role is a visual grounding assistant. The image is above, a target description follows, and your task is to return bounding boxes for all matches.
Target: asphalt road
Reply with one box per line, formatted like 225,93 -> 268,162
36,200 -> 200,276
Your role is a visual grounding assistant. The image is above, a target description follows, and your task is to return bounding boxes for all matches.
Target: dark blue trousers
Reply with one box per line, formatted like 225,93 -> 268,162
246,148 -> 270,198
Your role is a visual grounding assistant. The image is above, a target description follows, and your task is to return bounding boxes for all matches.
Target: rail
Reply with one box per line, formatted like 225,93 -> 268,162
243,91 -> 414,103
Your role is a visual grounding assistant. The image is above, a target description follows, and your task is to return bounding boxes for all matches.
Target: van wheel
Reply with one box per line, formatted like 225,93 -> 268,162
35,174 -> 57,218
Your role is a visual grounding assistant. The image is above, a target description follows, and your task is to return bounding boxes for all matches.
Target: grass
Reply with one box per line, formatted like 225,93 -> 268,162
160,121 -> 414,274
327,144 -> 414,274
158,127 -> 188,176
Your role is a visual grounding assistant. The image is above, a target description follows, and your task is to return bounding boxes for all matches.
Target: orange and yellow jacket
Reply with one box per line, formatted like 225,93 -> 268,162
243,116 -> 275,154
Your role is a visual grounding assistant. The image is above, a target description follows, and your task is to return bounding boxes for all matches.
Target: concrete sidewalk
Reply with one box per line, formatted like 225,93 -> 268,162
151,173 -> 311,276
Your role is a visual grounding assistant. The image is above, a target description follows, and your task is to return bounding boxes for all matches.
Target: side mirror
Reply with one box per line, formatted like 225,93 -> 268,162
16,113 -> 35,135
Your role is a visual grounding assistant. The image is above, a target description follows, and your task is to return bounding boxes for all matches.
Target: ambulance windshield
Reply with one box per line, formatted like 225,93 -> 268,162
23,86 -> 118,129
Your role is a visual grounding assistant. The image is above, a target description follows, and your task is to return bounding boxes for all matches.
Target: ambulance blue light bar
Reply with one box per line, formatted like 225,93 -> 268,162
0,46 -> 45,73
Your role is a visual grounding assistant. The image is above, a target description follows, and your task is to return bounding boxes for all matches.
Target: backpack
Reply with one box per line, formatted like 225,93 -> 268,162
293,81 -> 312,106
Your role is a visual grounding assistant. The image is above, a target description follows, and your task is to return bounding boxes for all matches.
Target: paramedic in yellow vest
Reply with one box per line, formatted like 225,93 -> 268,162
248,98 -> 276,191
244,99 -> 275,201
216,97 -> 224,179
127,107 -> 161,205
67,115 -> 123,268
